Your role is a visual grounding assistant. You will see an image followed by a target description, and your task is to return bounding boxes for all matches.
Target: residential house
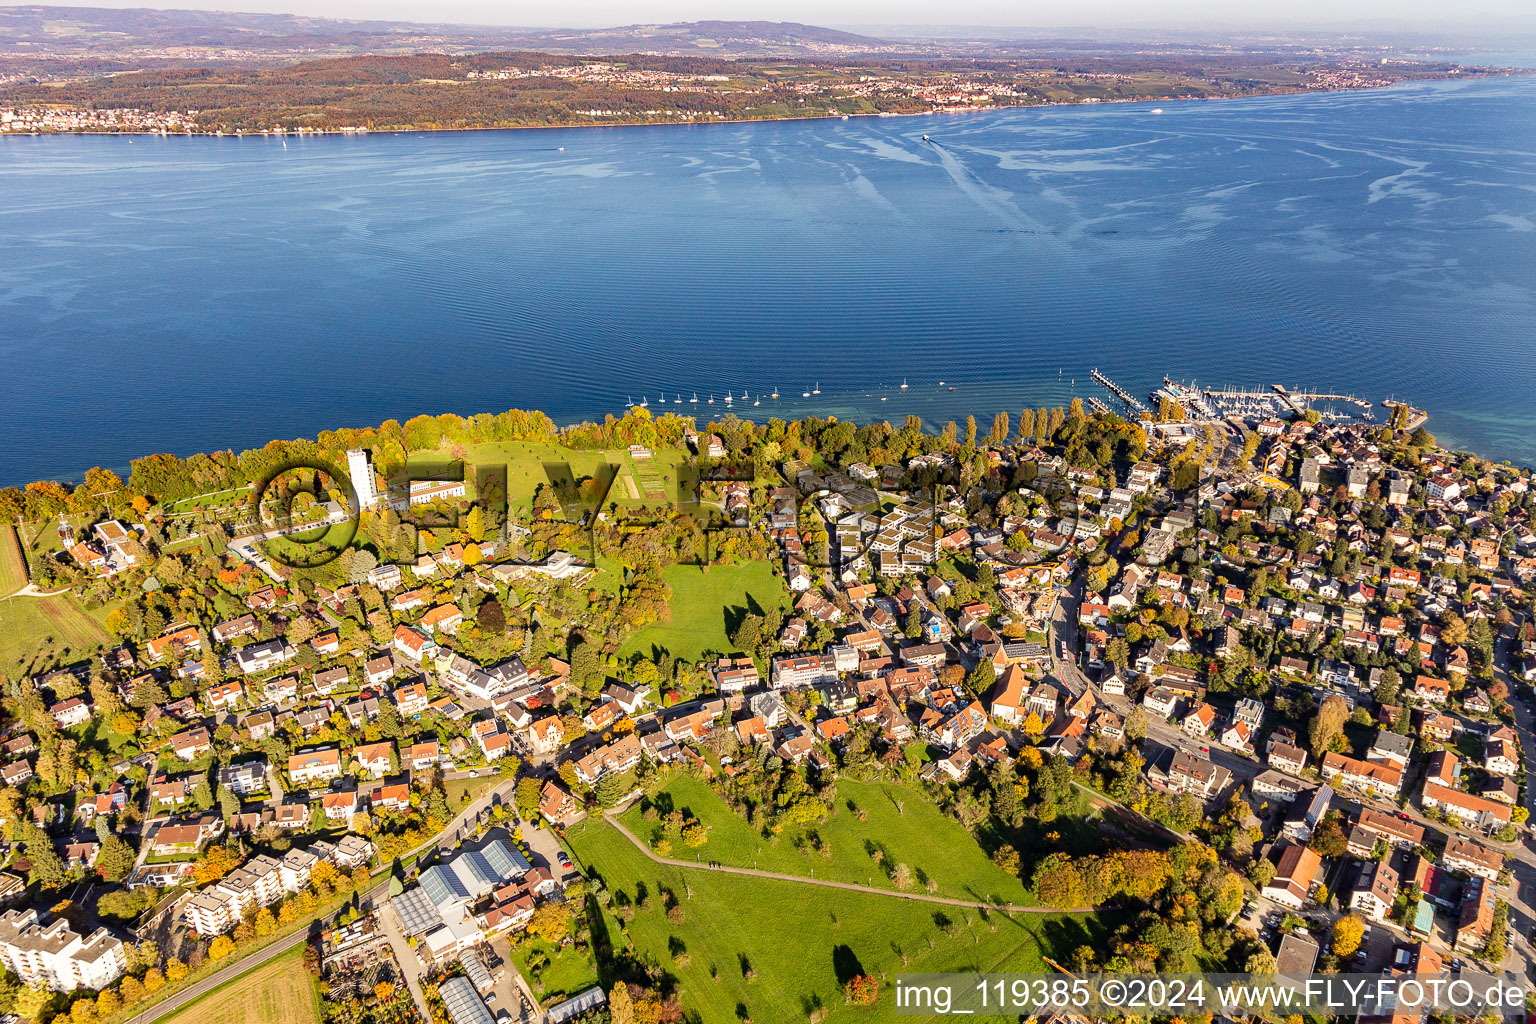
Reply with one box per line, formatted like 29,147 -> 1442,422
1350,860 -> 1400,923
288,748 -> 342,786
1262,844 -> 1322,910
1441,835 -> 1503,883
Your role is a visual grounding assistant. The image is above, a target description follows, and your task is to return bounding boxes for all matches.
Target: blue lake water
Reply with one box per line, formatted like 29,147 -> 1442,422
1,73 -> 1534,486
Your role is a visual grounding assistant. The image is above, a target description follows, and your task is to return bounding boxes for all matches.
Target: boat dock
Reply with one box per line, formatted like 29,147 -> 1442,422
1271,385 -> 1372,416
1091,368 -> 1149,416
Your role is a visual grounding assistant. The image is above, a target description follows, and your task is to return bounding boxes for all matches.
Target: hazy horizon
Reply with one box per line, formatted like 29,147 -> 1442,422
8,0 -> 1536,35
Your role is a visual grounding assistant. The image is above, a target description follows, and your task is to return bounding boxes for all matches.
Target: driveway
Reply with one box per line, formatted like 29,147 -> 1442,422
377,898 -> 433,1022
488,935 -> 543,1024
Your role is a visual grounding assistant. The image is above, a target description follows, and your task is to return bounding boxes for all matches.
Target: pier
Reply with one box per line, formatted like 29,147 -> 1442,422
1090,368 -> 1148,416
1271,385 -> 1372,414
1086,397 -> 1112,416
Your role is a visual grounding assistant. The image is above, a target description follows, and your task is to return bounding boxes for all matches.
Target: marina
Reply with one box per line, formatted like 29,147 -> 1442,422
613,366 -> 1397,440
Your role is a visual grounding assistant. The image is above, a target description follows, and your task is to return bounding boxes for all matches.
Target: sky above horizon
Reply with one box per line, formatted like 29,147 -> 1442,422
24,0 -> 1536,32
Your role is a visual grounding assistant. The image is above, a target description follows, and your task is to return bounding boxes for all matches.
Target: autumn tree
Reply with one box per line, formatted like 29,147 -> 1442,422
1308,695 -> 1349,758
1332,915 -> 1364,958
529,903 -> 571,943
609,983 -> 636,1024
1017,409 -> 1036,445
193,845 -> 241,885
844,975 -> 878,1006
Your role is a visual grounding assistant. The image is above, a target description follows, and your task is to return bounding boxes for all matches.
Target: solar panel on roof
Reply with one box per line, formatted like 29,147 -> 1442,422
450,851 -> 493,895
420,865 -> 471,906
481,839 -> 530,880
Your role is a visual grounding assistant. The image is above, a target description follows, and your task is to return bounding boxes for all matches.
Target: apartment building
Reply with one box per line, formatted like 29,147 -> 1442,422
0,910 -> 126,992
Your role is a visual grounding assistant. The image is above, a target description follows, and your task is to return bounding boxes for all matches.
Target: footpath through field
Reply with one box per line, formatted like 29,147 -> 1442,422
601,809 -> 1090,913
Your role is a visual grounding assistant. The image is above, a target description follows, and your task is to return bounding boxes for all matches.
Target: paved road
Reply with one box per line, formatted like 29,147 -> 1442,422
125,778 -> 518,1024
600,810 -> 1089,913
1489,622 -> 1536,985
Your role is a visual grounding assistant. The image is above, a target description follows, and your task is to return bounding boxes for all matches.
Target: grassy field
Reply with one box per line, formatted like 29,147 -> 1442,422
510,936 -> 600,1006
160,485 -> 253,515
459,441 -> 694,514
258,522 -> 357,564
443,774 -> 500,812
568,817 -> 1107,1024
623,775 -> 1035,905
619,562 -> 790,664
16,517 -> 58,555
159,946 -> 320,1024
0,593 -> 112,678
0,526 -> 26,595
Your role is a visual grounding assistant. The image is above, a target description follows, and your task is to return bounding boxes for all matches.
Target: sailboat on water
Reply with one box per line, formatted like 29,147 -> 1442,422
813,382 -> 821,395
691,393 -> 699,403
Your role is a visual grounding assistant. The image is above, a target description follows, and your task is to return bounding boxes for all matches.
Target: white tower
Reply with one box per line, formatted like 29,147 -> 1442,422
346,449 -> 379,511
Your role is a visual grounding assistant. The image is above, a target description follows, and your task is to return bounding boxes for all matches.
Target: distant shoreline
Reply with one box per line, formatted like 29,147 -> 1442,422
1,69 -> 1521,140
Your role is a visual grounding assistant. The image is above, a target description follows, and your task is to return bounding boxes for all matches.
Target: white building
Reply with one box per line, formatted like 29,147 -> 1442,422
0,910 -> 127,992
234,640 -> 296,676
180,841 -> 367,935
347,449 -> 380,511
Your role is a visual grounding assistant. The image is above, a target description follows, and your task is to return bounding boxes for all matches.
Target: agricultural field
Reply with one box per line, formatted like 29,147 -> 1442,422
0,593 -> 112,678
618,562 -> 790,664
0,525 -> 27,595
567,817 -> 1108,1024
621,775 -> 1037,905
159,947 -> 320,1024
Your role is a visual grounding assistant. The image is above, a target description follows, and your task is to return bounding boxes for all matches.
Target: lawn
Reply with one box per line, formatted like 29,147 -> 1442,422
160,485 -> 253,515
619,562 -> 790,664
0,526 -> 26,595
459,441 -> 693,514
0,593 -> 112,678
568,817 -> 1108,1024
443,774 -> 500,812
510,936 -> 600,1006
159,946 -> 319,1024
17,516 -> 63,557
622,775 -> 1035,905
